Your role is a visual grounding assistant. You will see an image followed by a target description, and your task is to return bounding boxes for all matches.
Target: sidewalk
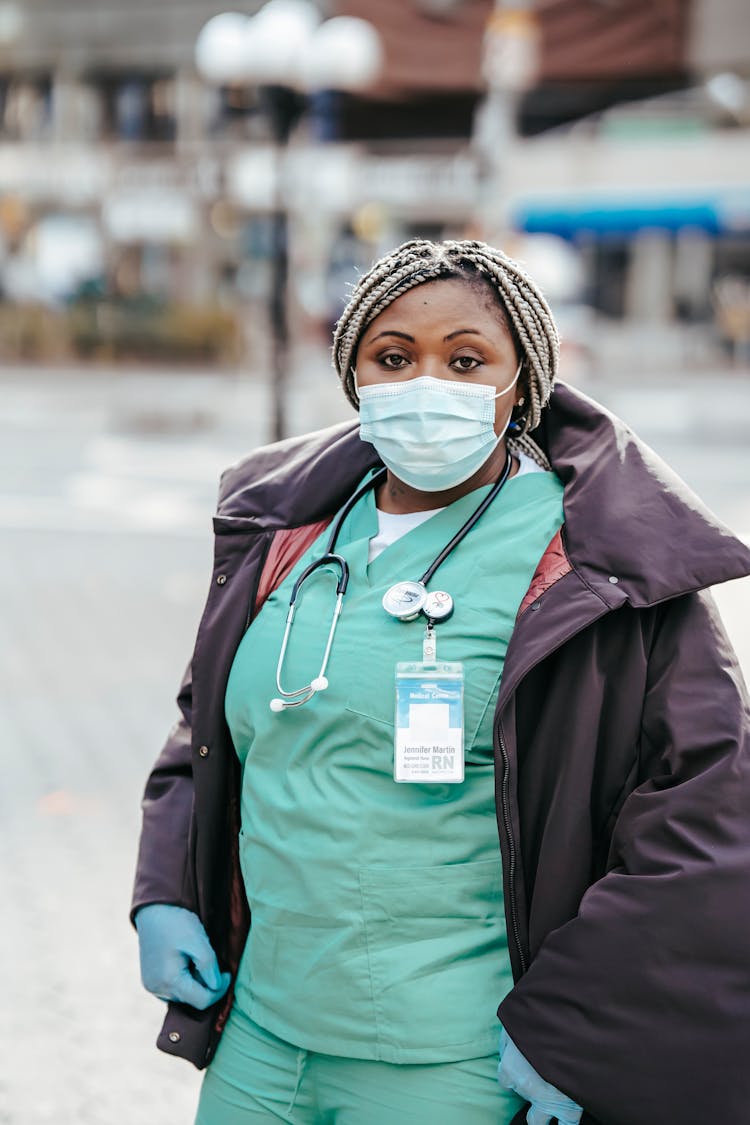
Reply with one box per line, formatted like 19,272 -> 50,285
0,529 -> 206,1123
0,355 -> 355,1124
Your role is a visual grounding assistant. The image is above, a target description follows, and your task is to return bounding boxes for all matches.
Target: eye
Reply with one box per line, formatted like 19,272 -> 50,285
380,352 -> 410,370
451,355 -> 481,372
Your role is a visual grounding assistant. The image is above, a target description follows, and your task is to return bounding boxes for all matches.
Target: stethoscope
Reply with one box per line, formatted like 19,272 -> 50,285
270,452 -> 513,712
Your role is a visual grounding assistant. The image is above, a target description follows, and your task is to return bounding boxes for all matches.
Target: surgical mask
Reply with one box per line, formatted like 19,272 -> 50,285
357,363 -> 521,492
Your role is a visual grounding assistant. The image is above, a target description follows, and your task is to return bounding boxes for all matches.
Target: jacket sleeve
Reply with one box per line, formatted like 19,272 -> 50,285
498,588 -> 750,1125
130,660 -> 198,923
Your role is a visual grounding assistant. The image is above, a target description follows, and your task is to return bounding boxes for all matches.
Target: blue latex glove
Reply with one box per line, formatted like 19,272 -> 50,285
135,904 -> 231,1010
497,1027 -> 583,1125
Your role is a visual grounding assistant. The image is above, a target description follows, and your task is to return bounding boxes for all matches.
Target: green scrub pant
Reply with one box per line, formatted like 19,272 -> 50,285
195,1007 -> 525,1125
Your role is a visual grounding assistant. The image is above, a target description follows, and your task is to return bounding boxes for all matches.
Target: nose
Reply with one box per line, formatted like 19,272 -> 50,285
417,356 -> 454,381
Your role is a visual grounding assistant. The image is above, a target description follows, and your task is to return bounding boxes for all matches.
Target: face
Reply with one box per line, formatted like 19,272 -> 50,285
354,278 -> 523,436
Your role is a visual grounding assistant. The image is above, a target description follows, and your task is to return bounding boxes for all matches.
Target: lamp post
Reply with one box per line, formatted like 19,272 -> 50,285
196,1 -> 382,441
475,0 -> 539,242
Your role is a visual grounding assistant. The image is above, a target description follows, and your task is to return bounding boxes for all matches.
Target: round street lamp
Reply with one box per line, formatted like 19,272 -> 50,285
194,12 -> 253,85
301,16 -> 382,92
196,3 -> 383,441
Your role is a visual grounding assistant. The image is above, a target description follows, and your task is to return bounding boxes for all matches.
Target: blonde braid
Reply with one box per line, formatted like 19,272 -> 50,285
445,241 -> 558,435
332,239 -> 560,470
333,241 -> 455,391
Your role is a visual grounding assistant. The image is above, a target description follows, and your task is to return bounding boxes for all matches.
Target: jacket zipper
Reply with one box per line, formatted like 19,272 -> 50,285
498,719 -> 528,977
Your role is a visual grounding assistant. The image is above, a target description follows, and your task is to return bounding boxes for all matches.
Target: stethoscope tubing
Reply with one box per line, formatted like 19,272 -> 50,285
324,467 -> 388,556
271,452 -> 512,710
272,472 -> 388,707
290,552 -> 350,603
418,451 -> 512,586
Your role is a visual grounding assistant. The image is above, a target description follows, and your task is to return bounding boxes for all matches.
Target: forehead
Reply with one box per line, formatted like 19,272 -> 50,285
361,277 -> 509,340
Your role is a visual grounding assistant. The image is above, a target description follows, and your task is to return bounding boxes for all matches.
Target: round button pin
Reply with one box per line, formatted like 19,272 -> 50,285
423,590 -> 454,622
382,580 -> 427,621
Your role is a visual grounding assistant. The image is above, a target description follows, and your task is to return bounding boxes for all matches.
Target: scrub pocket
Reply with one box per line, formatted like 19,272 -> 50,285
345,618 -> 502,769
358,857 -> 510,1063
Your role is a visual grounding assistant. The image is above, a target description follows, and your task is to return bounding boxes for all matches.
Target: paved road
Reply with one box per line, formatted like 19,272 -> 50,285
1,360 -> 748,1124
0,361 -> 354,1125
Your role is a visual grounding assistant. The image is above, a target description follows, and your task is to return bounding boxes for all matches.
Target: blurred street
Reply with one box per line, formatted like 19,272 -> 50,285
1,358 -> 749,1125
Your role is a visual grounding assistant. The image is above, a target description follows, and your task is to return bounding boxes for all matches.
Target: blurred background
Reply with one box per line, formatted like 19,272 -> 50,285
0,1 -> 748,1122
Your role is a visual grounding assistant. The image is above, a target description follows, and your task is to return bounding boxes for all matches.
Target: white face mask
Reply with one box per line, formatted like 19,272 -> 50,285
357,363 -> 521,492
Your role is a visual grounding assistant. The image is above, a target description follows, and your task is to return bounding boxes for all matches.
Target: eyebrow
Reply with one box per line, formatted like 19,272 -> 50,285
367,330 -> 415,344
443,328 -> 484,341
366,328 -> 486,344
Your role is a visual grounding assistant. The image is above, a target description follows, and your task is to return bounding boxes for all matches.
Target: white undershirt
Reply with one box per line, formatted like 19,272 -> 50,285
368,451 -> 545,563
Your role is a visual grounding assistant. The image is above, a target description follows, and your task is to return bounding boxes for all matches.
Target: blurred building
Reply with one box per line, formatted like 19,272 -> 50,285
0,0 -> 748,371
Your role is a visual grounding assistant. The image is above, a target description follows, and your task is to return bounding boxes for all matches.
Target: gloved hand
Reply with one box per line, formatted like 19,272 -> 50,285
497,1027 -> 583,1125
135,904 -> 231,1010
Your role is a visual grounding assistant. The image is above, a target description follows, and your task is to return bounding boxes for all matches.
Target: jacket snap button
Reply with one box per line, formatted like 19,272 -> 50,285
168,1031 -> 181,1043
198,745 -> 209,758
217,574 -> 227,585
531,601 -> 541,611
608,575 -> 619,584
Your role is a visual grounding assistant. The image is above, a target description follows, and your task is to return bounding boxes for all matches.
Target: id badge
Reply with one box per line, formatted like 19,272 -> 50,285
394,662 -> 464,784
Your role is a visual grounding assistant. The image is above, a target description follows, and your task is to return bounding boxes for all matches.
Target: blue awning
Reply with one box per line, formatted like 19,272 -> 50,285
513,190 -> 750,238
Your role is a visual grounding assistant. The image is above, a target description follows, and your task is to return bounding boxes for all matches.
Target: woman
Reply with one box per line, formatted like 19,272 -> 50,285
132,239 -> 750,1125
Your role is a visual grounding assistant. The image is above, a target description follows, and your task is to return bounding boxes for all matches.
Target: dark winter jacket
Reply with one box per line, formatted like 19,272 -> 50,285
132,382 -> 750,1125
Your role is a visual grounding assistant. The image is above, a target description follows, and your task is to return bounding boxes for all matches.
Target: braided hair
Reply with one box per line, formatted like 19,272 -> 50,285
332,239 -> 559,469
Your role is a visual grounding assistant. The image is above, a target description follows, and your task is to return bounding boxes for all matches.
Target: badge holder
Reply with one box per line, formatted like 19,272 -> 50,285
394,594 -> 464,784
391,589 -> 465,783
394,662 -> 464,784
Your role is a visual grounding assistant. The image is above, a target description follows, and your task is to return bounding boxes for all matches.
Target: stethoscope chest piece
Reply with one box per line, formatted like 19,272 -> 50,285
382,580 -> 428,621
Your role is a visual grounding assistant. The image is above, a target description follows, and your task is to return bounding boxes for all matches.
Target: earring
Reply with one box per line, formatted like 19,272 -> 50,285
508,398 -> 527,435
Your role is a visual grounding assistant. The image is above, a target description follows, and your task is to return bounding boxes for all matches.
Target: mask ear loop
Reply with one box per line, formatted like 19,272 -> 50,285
493,360 -> 524,441
492,359 -> 523,399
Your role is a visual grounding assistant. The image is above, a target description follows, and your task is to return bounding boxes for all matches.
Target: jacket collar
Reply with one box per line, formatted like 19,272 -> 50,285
537,382 -> 750,607
217,382 -> 750,606
218,418 -> 380,530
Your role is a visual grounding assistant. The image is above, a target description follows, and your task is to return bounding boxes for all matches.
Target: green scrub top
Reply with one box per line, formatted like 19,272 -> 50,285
225,469 -> 564,1067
